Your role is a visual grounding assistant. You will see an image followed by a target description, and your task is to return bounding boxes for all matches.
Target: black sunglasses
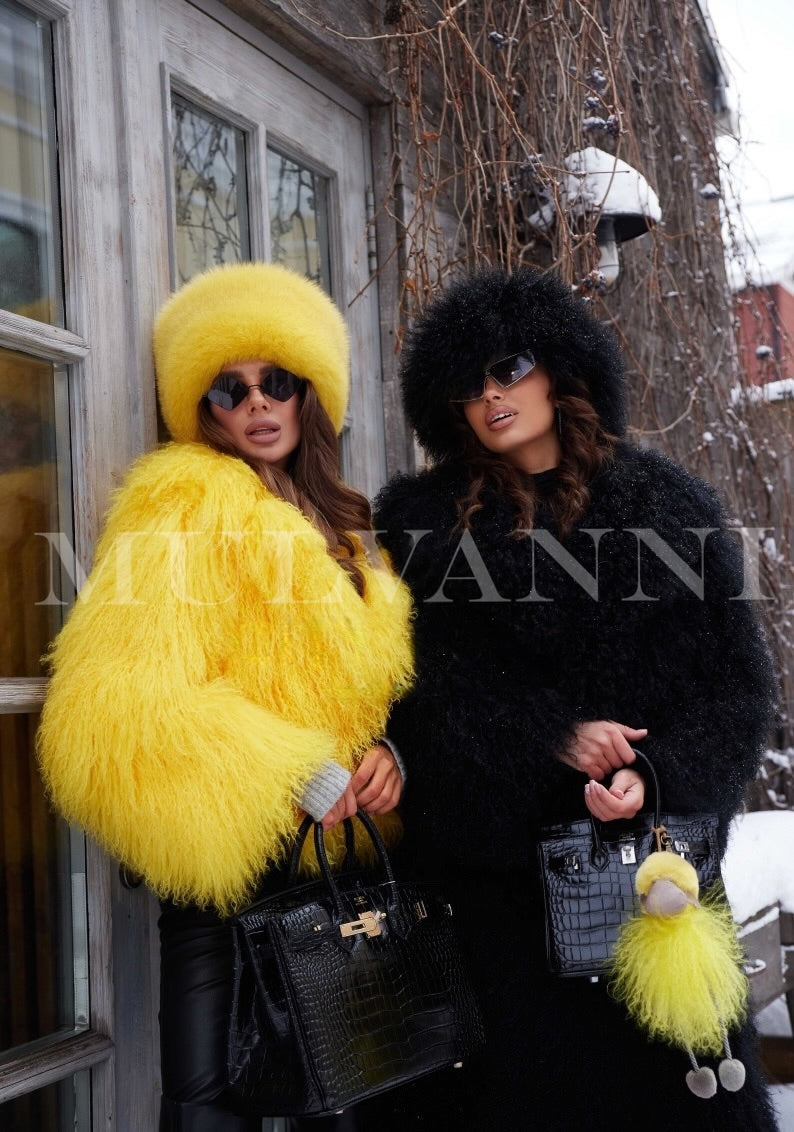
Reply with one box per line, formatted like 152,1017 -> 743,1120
205,369 -> 305,411
450,349 -> 537,403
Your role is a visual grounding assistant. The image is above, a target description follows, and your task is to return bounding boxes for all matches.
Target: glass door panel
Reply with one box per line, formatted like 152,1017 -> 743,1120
0,348 -> 71,677
172,93 -> 250,283
0,0 -> 63,325
0,713 -> 86,1052
267,148 -> 331,294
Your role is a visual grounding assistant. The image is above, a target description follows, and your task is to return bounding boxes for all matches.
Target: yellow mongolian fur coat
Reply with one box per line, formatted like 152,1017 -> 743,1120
37,442 -> 414,912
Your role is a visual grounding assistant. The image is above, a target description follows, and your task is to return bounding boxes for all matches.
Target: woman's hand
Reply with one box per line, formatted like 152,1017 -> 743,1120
350,743 -> 403,815
318,782 -> 358,831
315,742 -> 403,830
584,767 -> 645,821
558,720 -> 648,780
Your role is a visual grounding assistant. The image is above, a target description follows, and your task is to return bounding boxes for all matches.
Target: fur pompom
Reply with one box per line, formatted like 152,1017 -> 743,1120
719,1058 -> 747,1091
685,1066 -> 717,1098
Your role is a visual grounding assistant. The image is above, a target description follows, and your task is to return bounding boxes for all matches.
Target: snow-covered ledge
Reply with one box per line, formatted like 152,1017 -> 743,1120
730,379 -> 794,407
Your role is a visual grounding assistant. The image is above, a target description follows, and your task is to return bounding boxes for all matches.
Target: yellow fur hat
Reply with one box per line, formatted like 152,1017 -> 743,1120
153,262 -> 349,441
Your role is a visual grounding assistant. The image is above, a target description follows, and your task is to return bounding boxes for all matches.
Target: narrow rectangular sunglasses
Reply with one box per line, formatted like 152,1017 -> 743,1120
450,349 -> 536,402
205,368 -> 304,410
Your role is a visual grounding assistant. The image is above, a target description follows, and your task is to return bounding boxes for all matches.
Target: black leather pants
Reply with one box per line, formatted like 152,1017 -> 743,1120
158,901 -> 261,1131
158,902 -> 358,1132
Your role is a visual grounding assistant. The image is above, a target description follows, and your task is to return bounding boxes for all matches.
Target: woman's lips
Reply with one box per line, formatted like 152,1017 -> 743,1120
486,410 -> 516,430
245,420 -> 282,443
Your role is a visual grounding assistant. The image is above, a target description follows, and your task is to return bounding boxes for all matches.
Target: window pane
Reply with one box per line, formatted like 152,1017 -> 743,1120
0,1068 -> 90,1130
0,714 -> 86,1053
0,0 -> 63,324
0,348 -> 71,677
267,149 -> 331,294
172,94 -> 250,284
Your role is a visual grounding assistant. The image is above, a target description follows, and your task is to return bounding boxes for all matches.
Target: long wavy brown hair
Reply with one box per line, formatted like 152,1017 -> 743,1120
198,383 -> 372,595
454,377 -> 616,539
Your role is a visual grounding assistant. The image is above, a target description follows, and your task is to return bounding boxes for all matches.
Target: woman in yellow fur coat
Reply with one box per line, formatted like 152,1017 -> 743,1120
37,262 -> 414,1132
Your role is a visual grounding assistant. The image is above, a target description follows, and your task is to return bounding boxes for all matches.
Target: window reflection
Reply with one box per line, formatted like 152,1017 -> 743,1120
0,1067 -> 90,1130
172,94 -> 250,283
267,149 -> 331,295
0,713 -> 79,1054
0,0 -> 63,324
0,348 -> 68,677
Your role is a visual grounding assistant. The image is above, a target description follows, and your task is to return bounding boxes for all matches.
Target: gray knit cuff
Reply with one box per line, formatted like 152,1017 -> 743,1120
296,761 -> 352,822
378,735 -> 407,785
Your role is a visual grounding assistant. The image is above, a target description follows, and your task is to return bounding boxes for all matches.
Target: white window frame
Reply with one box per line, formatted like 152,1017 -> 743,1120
0,0 -> 141,1124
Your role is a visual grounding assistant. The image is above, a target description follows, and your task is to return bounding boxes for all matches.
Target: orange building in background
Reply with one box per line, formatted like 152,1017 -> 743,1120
735,281 -> 794,390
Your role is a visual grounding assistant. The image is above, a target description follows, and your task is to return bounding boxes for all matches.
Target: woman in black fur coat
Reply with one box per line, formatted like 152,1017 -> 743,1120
361,268 -> 779,1131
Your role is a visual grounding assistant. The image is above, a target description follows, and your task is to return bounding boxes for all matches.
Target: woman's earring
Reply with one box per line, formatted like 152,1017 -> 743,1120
556,407 -> 563,440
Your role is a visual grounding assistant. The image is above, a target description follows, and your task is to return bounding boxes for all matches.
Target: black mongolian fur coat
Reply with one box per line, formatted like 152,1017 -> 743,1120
359,443 -> 779,1132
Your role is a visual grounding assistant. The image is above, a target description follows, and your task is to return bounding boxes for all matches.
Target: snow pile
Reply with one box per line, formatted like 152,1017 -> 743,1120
722,810 -> 794,924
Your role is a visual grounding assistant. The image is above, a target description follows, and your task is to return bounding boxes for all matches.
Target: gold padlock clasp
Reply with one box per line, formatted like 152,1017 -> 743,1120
339,910 -> 382,939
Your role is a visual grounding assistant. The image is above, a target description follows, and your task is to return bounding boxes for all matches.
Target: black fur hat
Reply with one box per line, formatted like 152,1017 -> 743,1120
400,267 -> 627,461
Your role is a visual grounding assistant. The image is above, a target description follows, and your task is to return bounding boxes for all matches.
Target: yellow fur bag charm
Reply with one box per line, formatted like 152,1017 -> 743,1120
610,836 -> 748,1098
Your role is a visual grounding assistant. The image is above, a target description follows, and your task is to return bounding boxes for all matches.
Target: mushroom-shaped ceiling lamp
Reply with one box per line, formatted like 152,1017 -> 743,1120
561,147 -> 662,287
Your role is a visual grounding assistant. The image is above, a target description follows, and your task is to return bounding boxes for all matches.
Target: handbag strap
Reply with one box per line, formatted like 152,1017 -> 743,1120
588,747 -> 665,866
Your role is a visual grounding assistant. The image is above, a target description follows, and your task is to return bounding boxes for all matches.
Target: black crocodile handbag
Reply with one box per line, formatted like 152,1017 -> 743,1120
537,750 -> 722,978
227,810 -> 485,1116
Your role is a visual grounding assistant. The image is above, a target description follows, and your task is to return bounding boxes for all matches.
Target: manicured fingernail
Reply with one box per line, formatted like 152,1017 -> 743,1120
584,783 -> 590,796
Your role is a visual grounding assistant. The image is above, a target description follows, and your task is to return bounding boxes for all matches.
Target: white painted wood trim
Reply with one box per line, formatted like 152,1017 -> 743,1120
0,311 -> 88,363
13,0 -> 72,20
167,66 -> 264,133
249,123 -> 270,261
86,842 -> 114,1132
0,1030 -> 113,1104
107,0 -> 173,456
351,115 -> 387,496
188,0 -> 369,118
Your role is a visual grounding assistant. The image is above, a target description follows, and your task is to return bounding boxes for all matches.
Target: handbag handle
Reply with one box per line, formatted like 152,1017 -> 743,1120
588,747 -> 664,868
314,815 -> 398,928
629,748 -> 660,824
286,813 -> 357,884
287,810 -> 398,922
